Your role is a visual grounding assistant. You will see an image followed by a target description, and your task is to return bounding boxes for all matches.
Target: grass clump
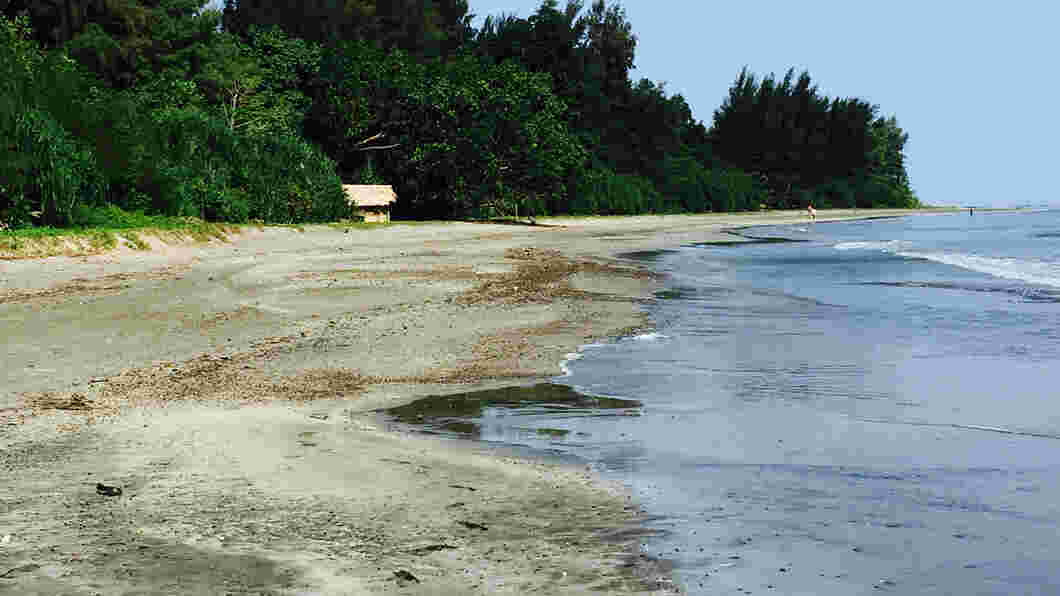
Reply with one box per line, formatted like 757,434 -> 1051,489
0,205 -> 239,259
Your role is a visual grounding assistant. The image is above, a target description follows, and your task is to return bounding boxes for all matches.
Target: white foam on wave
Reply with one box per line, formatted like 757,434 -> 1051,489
833,238 -> 1060,288
833,240 -> 913,251
628,332 -> 669,342
557,333 -> 667,377
558,351 -> 584,377
897,251 -> 1060,289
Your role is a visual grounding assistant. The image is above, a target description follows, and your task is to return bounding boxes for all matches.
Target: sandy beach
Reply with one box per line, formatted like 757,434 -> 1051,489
0,209 -> 927,595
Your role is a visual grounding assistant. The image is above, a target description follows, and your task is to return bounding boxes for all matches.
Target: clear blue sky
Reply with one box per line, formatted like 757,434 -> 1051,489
466,1 -> 1058,208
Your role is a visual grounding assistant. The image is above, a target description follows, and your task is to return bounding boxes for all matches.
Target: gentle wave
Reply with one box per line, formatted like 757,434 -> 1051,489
558,352 -> 584,377
629,332 -> 669,342
860,281 -> 1060,303
857,417 -> 1060,440
833,240 -> 1060,289
897,251 -> 1060,289
833,240 -> 913,251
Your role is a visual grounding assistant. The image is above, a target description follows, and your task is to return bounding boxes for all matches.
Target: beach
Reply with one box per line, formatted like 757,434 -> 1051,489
0,209 -> 926,595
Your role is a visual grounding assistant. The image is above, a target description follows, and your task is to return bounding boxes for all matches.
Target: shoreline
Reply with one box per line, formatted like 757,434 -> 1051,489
1,208 -> 932,594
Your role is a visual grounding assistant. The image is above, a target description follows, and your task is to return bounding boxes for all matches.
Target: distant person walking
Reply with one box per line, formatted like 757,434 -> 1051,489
807,203 -> 817,221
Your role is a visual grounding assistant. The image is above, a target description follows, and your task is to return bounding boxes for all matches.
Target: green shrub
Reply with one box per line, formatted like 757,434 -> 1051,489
1,108 -> 108,228
568,167 -> 663,215
705,168 -> 764,212
233,132 -> 346,223
71,204 -> 131,227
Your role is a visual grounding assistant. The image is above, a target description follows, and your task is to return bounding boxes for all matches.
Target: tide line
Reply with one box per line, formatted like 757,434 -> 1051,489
856,417 -> 1060,440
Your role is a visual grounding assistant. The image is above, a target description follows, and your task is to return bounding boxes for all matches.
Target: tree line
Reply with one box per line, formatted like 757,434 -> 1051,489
1,0 -> 918,229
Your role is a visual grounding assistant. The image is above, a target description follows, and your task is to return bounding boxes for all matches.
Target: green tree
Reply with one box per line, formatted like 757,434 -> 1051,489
307,41 -> 586,218
55,0 -> 220,89
2,15 -> 108,227
198,34 -> 263,132
710,67 -> 911,208
223,0 -> 472,59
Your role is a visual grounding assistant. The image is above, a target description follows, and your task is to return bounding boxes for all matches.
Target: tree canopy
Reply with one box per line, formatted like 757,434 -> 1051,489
2,0 -> 918,230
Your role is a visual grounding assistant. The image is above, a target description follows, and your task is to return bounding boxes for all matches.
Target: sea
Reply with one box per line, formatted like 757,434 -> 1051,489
385,209 -> 1060,595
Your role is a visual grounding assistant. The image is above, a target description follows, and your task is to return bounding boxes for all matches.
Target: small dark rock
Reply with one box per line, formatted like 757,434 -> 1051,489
393,570 -> 420,583
96,483 -> 122,497
409,544 -> 458,555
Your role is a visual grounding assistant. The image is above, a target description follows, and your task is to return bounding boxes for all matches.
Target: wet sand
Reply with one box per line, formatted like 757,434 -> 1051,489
0,209 -> 927,594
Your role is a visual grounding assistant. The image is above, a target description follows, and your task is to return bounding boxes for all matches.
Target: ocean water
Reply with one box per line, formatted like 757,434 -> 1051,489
386,210 -> 1060,595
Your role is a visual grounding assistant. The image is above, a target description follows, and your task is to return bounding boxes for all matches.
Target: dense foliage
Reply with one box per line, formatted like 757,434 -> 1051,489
1,3 -> 346,228
305,42 -> 588,218
2,0 -> 917,229
711,68 -> 917,208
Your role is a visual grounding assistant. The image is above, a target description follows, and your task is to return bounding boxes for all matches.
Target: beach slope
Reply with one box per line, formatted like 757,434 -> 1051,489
0,209 -> 925,594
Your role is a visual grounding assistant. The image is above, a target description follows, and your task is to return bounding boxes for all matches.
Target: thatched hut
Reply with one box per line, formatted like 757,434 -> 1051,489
342,185 -> 397,223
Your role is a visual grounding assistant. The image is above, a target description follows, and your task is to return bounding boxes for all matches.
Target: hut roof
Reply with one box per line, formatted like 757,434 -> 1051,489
343,185 -> 397,208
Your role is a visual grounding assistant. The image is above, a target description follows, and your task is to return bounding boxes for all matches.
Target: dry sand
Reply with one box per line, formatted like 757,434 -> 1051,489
0,209 -> 928,595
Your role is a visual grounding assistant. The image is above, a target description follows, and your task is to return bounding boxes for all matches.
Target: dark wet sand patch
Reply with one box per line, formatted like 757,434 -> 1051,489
381,383 -> 641,439
691,230 -> 809,247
